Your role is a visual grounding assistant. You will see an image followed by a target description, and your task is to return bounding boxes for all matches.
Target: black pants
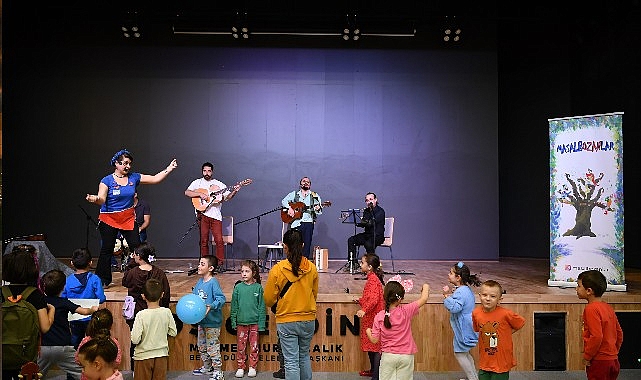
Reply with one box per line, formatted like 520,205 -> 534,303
97,222 -> 140,286
368,351 -> 381,380
348,232 -> 384,260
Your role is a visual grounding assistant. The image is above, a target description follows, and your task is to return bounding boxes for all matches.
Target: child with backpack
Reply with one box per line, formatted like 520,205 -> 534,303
62,248 -> 107,348
38,269 -> 98,379
2,244 -> 55,380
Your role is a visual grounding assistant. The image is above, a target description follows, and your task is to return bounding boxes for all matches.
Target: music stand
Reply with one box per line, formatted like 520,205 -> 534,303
335,209 -> 362,274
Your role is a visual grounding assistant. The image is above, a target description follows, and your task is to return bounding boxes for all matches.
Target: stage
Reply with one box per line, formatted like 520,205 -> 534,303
88,257 -> 641,372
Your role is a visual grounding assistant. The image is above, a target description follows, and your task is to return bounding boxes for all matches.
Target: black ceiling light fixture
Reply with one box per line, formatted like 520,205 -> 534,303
443,15 -> 461,43
342,14 -> 360,41
231,11 -> 250,40
121,10 -> 141,39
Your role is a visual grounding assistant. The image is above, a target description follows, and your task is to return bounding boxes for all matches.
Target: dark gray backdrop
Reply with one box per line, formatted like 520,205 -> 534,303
3,46 -> 498,261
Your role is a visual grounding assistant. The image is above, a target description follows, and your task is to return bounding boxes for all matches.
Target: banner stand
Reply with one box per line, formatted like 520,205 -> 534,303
548,112 -> 625,291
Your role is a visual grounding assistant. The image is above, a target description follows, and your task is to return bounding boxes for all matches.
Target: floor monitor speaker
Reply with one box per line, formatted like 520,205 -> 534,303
534,312 -> 566,371
616,311 -> 641,369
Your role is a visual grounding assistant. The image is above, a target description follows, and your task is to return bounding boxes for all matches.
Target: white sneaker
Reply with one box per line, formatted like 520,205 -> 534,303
247,368 -> 257,377
235,369 -> 244,378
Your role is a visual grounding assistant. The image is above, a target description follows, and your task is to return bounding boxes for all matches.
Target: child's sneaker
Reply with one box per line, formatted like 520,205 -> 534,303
247,368 -> 257,377
210,371 -> 225,380
193,366 -> 214,376
235,369 -> 244,378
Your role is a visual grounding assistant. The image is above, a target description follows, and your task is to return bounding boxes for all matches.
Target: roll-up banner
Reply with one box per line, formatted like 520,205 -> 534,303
549,112 -> 625,291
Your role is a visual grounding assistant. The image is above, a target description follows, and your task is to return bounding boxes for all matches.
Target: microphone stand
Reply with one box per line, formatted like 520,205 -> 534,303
178,214 -> 201,275
236,207 -> 282,272
78,205 -> 98,249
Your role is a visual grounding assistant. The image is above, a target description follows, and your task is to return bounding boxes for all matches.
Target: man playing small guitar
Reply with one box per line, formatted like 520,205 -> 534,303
185,162 -> 246,265
281,177 -> 324,259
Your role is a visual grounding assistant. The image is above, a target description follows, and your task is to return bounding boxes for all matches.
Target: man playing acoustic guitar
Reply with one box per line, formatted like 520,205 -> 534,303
185,162 -> 241,265
281,177 -> 325,259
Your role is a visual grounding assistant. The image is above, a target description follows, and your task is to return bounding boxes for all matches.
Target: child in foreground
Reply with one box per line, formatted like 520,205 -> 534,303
76,309 -> 122,380
472,280 -> 525,380
130,278 -> 177,380
355,253 -> 385,380
366,281 -> 430,380
442,261 -> 481,380
230,260 -> 266,378
77,331 -> 122,380
191,255 -> 227,380
576,270 -> 623,380
62,248 -> 107,349
38,269 -> 98,380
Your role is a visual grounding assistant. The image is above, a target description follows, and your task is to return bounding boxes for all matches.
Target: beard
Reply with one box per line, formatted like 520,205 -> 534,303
301,185 -> 310,190
203,174 -> 212,181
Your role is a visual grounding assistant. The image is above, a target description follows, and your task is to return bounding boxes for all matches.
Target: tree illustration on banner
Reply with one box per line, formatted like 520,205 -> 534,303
558,171 -> 614,238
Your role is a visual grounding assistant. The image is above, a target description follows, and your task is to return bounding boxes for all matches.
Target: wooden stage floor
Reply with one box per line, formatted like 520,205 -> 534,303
102,257 -> 641,304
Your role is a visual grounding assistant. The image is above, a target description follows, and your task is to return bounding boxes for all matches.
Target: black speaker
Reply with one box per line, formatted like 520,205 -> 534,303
534,312 -> 566,371
616,312 -> 641,369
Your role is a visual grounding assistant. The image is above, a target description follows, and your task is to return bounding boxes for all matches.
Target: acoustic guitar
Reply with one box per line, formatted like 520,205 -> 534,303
281,201 -> 332,224
192,179 -> 252,212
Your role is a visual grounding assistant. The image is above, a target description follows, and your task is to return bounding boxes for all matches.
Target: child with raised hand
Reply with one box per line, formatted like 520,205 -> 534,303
191,255 -> 227,380
38,269 -> 98,380
472,280 -> 525,380
76,309 -> 122,380
355,253 -> 385,380
230,260 -> 266,378
576,270 -> 623,380
62,248 -> 107,349
442,261 -> 481,380
366,281 -> 430,380
130,278 -> 177,380
77,331 -> 123,380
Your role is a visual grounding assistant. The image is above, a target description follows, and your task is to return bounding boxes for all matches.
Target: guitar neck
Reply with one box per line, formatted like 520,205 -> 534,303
302,202 -> 330,211
210,186 -> 233,197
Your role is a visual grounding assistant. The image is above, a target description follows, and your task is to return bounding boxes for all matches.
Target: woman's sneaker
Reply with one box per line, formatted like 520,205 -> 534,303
193,366 -> 214,376
247,368 -> 257,377
235,369 -> 244,378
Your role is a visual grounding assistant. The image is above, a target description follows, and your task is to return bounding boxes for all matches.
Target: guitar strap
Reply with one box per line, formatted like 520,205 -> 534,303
310,192 -> 319,221
294,191 -> 317,221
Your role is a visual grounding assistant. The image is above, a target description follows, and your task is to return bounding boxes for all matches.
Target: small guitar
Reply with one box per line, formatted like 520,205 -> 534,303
281,201 -> 332,224
192,179 -> 253,212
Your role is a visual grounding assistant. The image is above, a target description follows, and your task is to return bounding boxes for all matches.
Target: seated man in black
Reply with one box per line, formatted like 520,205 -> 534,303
347,192 -> 385,270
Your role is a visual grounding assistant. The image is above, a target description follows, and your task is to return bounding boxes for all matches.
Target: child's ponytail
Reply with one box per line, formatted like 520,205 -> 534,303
382,281 -> 405,329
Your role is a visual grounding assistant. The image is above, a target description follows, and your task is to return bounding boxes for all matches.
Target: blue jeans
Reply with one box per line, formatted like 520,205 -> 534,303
277,320 -> 315,380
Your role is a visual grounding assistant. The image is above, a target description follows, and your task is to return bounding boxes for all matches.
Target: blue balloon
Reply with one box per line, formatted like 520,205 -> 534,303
176,294 -> 207,325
